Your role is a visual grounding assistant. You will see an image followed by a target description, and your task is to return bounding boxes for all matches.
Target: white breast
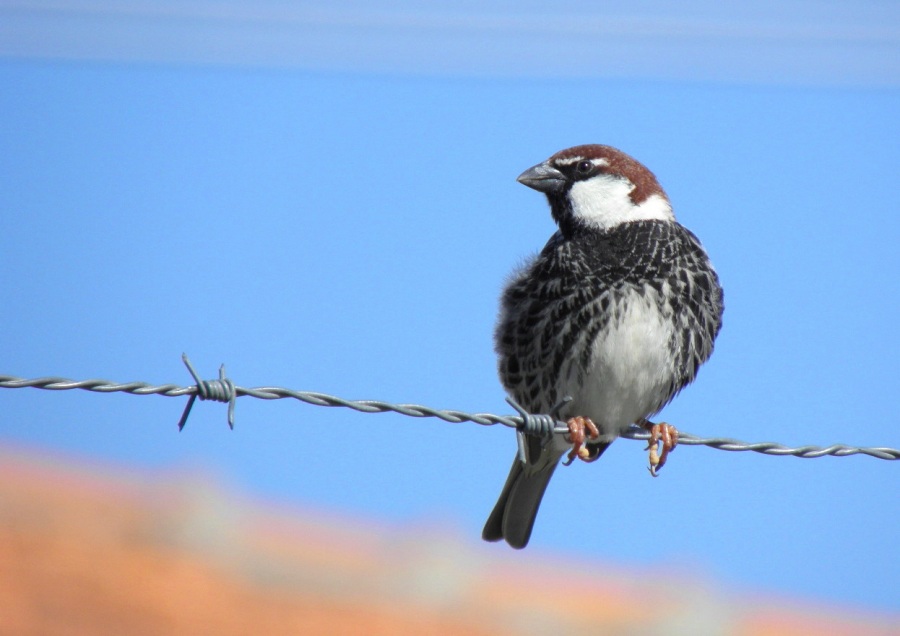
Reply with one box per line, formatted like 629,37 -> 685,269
560,285 -> 675,438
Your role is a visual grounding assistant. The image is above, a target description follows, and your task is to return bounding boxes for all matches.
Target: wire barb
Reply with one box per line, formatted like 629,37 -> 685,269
177,354 -> 236,431
506,396 -> 574,464
0,358 -> 897,462
506,396 -> 557,436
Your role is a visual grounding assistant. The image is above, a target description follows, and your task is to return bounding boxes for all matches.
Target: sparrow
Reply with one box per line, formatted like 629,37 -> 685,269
483,145 -> 724,549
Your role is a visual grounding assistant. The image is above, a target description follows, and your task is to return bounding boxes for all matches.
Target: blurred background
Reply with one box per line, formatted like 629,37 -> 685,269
1,1 -> 898,633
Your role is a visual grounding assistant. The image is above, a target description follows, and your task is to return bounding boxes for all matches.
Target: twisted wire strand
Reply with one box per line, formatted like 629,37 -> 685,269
0,365 -> 897,461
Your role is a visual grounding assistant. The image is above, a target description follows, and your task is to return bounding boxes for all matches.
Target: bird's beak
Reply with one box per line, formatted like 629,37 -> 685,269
517,162 -> 566,193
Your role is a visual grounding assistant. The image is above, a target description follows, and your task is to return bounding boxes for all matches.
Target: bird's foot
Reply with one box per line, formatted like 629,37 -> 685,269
640,419 -> 678,477
562,416 -> 601,466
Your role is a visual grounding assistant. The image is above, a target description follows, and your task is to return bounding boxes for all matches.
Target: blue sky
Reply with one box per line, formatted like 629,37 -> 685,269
1,0 -> 898,616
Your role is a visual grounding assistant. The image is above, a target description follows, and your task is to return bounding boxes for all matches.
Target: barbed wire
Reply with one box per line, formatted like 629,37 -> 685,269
0,355 -> 897,461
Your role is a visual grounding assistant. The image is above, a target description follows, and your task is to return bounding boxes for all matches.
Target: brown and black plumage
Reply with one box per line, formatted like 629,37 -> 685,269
484,145 -> 724,549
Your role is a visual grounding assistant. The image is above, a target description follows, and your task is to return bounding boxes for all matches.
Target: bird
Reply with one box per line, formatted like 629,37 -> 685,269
483,144 -> 724,549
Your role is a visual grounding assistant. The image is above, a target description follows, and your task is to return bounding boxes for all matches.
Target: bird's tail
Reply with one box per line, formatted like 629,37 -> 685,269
482,455 -> 559,549
483,433 -> 612,548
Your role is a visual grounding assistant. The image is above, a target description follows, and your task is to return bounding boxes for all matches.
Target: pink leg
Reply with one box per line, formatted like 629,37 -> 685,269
563,416 -> 601,465
639,419 -> 679,477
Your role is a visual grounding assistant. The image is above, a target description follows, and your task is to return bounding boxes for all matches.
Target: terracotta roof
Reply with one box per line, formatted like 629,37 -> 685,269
0,445 -> 893,635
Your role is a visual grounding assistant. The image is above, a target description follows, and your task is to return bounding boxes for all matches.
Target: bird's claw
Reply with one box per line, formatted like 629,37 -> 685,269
562,416 -> 601,466
640,419 -> 678,477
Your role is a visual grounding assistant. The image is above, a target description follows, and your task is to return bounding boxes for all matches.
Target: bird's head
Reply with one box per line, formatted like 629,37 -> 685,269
517,145 -> 674,234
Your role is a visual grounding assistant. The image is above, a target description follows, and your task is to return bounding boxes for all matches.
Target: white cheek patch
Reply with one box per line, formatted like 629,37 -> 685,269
569,176 -> 674,231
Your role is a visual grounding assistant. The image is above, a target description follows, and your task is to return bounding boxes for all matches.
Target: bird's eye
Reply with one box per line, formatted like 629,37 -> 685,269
576,160 -> 593,174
